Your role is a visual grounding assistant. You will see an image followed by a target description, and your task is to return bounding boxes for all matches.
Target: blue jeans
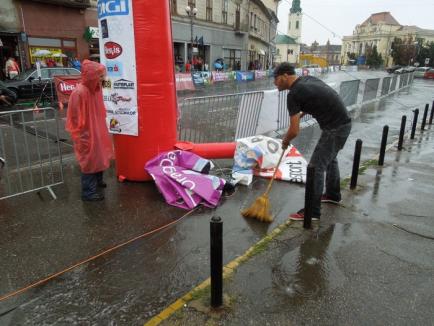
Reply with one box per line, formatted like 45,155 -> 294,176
81,171 -> 104,198
309,122 -> 352,217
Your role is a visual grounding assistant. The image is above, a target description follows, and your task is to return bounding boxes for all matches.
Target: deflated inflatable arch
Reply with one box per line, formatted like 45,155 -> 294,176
108,0 -> 178,181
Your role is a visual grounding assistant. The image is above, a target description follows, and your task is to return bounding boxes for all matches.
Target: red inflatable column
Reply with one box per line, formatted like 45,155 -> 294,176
114,1 -> 177,181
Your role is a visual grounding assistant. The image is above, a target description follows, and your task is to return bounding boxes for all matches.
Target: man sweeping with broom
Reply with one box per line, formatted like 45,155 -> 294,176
274,62 -> 352,221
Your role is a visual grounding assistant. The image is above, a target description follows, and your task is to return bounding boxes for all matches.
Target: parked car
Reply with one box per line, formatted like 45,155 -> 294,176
5,67 -> 80,100
0,80 -> 18,109
424,68 -> 434,79
386,65 -> 402,73
414,67 -> 430,78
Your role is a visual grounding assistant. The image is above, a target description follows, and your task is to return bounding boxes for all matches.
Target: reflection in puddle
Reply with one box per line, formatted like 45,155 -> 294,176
271,225 -> 345,303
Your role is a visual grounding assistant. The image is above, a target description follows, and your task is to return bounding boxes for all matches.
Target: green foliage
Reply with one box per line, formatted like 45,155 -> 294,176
391,37 -> 417,66
366,46 -> 383,68
415,41 -> 434,67
83,27 -> 94,44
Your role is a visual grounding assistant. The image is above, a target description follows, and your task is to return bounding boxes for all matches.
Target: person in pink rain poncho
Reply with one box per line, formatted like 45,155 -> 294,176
66,60 -> 113,201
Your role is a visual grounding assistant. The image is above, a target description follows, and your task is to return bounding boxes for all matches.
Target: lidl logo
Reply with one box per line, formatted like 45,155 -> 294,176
98,0 -> 129,19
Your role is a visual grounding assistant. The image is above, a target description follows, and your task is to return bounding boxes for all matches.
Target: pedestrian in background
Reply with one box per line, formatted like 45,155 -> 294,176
5,57 -> 20,79
273,62 -> 351,221
66,60 -> 113,201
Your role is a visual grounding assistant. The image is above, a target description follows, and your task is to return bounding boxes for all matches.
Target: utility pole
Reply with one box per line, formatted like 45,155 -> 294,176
185,5 -> 197,63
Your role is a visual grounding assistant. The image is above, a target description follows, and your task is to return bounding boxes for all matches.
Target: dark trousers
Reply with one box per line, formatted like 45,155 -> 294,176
81,171 -> 104,198
309,122 -> 352,217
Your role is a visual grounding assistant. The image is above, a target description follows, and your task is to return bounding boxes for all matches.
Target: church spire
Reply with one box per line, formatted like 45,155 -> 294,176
290,0 -> 302,14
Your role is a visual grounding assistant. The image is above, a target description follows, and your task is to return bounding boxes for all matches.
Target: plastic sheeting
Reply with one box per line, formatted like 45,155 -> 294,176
145,150 -> 225,210
339,80 -> 360,107
66,60 -> 113,174
363,78 -> 380,102
232,136 -> 307,186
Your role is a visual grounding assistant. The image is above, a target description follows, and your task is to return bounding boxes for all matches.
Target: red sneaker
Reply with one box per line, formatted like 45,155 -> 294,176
321,195 -> 342,205
288,209 -> 319,221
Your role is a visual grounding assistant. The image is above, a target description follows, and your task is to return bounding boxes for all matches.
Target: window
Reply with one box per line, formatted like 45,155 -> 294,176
170,0 -> 177,14
235,4 -> 240,30
222,0 -> 228,24
296,21 -> 299,29
250,12 -> 254,28
188,0 -> 195,8
224,48 -> 241,70
206,0 -> 212,21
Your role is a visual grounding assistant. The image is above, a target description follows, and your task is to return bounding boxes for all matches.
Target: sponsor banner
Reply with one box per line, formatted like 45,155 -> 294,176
98,0 -> 138,136
191,71 -> 213,85
254,70 -> 267,80
232,136 -> 307,186
212,71 -> 235,82
53,75 -> 81,104
236,71 -> 254,82
175,73 -> 195,91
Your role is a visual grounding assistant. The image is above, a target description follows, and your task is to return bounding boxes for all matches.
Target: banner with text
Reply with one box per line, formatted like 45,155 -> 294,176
53,75 -> 81,104
98,0 -> 138,136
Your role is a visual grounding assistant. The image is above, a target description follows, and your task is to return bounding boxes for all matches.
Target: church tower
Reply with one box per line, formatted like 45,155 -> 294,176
288,0 -> 302,42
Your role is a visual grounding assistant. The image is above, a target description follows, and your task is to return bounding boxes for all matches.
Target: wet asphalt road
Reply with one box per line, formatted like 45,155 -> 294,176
0,76 -> 432,325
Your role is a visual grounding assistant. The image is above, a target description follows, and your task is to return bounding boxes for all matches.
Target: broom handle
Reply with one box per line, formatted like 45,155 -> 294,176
264,149 -> 286,195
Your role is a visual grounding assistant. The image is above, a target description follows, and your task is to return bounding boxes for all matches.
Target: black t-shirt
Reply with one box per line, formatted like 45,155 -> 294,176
287,76 -> 350,129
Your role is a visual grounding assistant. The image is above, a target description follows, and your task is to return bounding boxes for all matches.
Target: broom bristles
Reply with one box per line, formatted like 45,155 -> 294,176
241,194 -> 273,223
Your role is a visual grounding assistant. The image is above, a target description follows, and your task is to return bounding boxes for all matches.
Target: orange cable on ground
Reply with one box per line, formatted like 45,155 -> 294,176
0,209 -> 197,302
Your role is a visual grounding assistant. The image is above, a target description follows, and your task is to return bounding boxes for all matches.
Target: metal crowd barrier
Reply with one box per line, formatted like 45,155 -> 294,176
177,73 -> 415,143
178,91 -> 264,143
0,107 -> 63,200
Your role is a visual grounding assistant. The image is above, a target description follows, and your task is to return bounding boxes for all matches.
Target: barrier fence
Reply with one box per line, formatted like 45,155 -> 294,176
0,107 -> 63,200
178,91 -> 264,143
178,72 -> 415,143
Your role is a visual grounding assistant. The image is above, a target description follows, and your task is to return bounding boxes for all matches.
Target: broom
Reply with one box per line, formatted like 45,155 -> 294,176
241,149 -> 286,223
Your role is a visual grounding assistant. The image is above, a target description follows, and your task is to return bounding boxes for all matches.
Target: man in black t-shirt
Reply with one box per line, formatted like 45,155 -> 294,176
273,62 -> 352,221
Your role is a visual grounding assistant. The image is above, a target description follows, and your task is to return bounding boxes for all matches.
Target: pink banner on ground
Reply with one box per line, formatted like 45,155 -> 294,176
175,73 -> 195,91
145,150 -> 226,210
53,75 -> 81,104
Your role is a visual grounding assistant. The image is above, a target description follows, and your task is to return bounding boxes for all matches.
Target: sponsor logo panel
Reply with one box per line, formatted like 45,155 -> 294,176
98,0 -> 129,18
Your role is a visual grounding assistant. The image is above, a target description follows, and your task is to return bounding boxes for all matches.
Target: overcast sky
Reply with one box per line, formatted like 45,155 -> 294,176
277,0 -> 434,46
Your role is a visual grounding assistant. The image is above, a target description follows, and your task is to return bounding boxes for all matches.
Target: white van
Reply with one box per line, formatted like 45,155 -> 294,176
414,67 -> 430,78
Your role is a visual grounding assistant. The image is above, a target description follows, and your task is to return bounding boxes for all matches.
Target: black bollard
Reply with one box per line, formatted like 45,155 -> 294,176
410,109 -> 419,140
429,100 -> 434,125
210,216 -> 223,308
421,104 -> 429,131
303,164 -> 315,229
378,125 -> 389,166
398,115 -> 406,151
350,139 -> 363,190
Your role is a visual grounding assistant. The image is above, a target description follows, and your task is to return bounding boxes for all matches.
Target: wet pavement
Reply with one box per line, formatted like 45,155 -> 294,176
0,78 -> 433,325
161,114 -> 434,326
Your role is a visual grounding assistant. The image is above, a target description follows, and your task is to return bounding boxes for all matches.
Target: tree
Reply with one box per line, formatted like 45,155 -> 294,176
366,45 -> 383,68
391,37 -> 417,66
415,41 -> 434,67
346,52 -> 356,65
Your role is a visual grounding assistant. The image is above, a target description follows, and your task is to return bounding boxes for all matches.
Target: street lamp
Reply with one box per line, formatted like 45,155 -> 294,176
185,5 -> 198,62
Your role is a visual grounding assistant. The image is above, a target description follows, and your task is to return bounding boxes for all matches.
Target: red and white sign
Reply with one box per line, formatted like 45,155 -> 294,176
53,75 -> 81,104
104,42 -> 123,59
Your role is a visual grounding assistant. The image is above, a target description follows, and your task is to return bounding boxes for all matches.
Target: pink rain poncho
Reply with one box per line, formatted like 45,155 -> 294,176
66,60 -> 113,173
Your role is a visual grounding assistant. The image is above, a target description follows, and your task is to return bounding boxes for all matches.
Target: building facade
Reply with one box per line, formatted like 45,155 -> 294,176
301,40 -> 341,66
341,12 -> 434,66
170,0 -> 280,71
275,0 -> 301,65
0,0 -> 97,78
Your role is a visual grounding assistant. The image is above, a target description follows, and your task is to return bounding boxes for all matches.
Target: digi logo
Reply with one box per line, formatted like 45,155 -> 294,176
98,0 -> 129,19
